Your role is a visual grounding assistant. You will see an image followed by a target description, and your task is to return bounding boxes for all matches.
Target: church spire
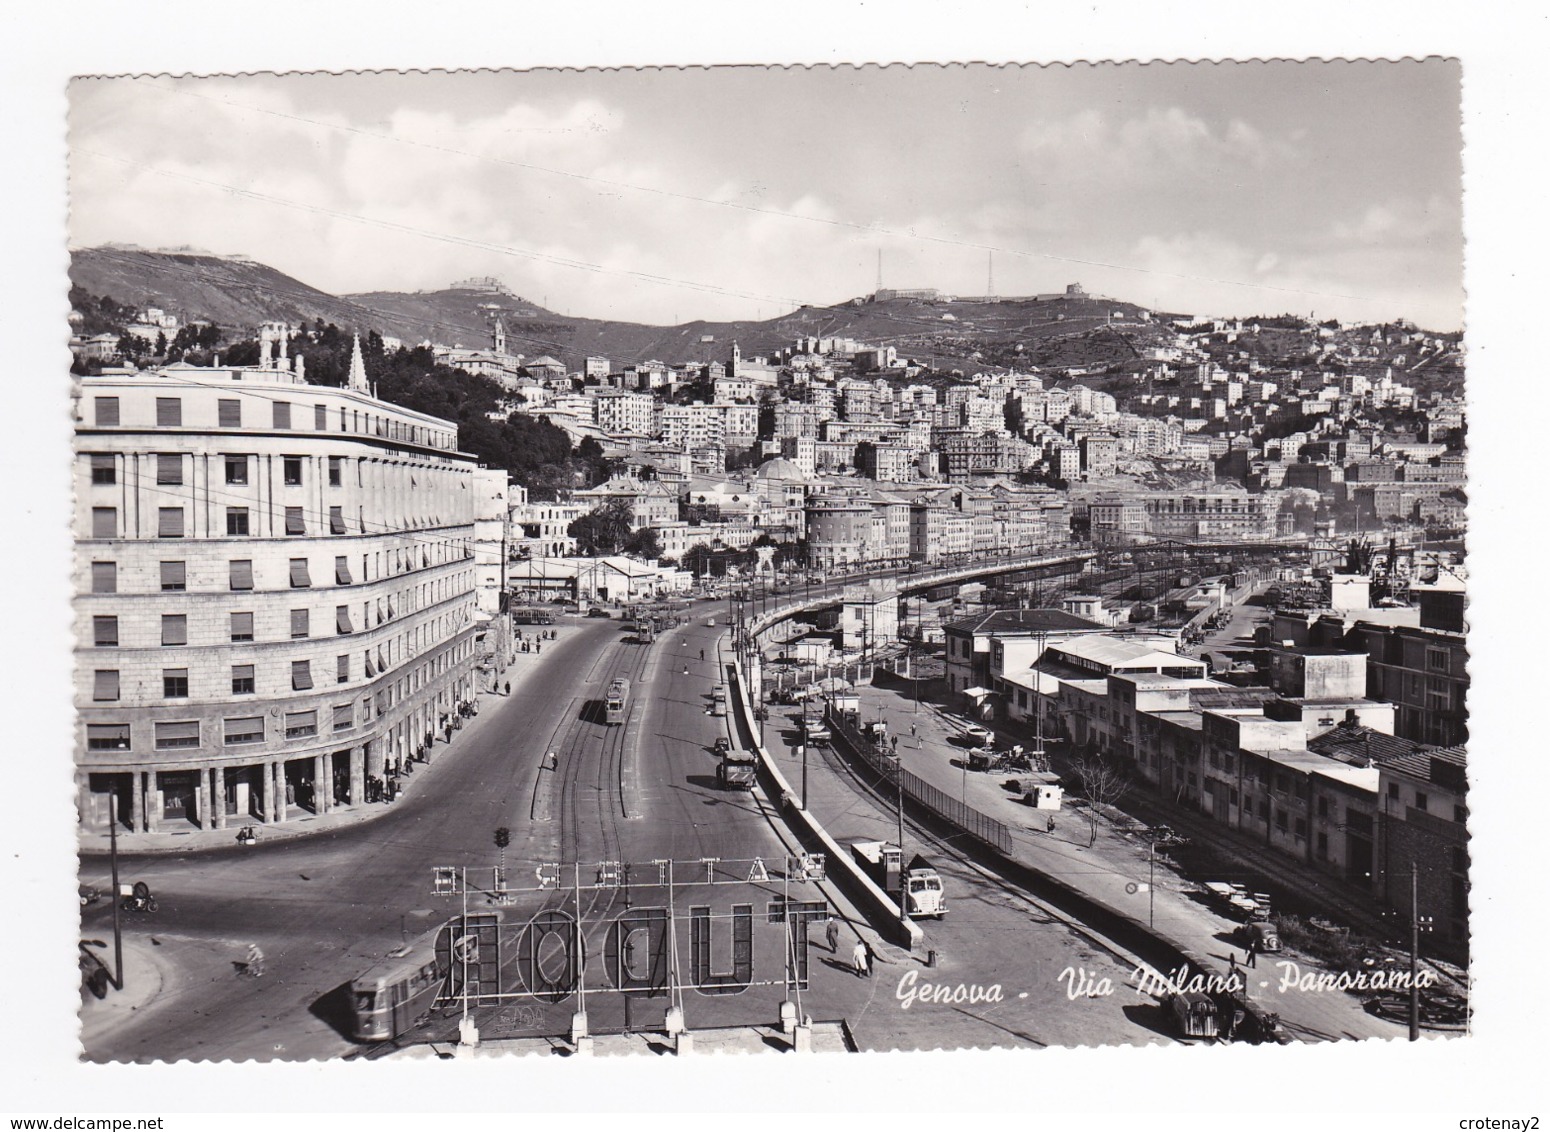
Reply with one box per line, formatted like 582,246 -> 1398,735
348,333 -> 371,394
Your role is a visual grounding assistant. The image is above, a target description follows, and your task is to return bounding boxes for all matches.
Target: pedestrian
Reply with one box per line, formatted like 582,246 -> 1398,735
909,723 -> 916,739
1046,814 -> 1056,833
700,648 -> 705,662
1246,937 -> 1258,968
825,917 -> 841,953
1228,952 -> 1239,980
851,939 -> 869,978
862,938 -> 877,978
444,725 -> 453,743
535,642 -> 541,655
504,681 -> 511,696
891,735 -> 899,753
246,944 -> 265,978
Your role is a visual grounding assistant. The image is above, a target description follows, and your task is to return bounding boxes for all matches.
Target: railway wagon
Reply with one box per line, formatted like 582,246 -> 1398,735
604,677 -> 630,725
347,925 -> 451,1042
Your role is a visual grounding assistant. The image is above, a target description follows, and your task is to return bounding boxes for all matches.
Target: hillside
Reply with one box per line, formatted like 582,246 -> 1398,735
66,246 -> 1194,374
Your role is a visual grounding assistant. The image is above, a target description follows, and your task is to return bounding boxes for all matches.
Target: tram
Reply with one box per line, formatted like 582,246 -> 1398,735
346,925 -> 451,1042
604,677 -> 631,725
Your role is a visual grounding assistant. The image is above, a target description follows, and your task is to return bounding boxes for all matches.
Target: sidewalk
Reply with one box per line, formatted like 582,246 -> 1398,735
380,1021 -> 855,1058
79,631 -> 569,857
783,682 -> 1413,1042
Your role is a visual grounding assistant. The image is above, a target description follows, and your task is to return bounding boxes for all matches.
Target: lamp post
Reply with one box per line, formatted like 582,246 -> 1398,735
108,790 -> 123,990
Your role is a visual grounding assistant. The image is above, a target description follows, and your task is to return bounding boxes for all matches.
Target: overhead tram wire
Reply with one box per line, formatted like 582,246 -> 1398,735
134,80 -> 1381,309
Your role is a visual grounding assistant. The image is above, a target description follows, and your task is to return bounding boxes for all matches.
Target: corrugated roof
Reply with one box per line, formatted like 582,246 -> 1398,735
1307,723 -> 1429,766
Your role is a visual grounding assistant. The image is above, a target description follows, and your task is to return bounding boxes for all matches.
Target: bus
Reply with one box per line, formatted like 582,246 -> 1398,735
604,678 -> 630,725
512,608 -> 555,625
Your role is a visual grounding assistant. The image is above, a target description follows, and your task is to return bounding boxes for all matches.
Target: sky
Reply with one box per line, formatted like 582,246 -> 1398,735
68,61 -> 1464,330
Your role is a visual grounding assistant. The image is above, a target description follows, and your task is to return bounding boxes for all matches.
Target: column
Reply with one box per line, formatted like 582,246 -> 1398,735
275,760 -> 289,823
194,769 -> 209,830
350,747 -> 365,806
262,761 -> 276,824
76,776 -> 94,831
212,767 -> 228,830
131,771 -> 145,833
314,754 -> 329,813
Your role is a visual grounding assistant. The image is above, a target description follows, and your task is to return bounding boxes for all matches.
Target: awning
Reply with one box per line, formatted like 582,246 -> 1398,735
962,686 -> 997,699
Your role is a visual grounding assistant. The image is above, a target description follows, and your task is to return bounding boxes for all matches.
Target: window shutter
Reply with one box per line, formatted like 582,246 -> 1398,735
91,561 -> 117,593
229,560 -> 254,590
154,720 -> 200,748
93,670 -> 119,701
94,397 -> 120,426
156,454 -> 182,485
336,606 -> 353,634
289,558 -> 312,587
161,614 -> 187,646
94,616 -> 118,647
292,660 -> 313,690
158,507 -> 185,538
314,403 -> 327,430
218,399 -> 242,428
336,654 -> 350,683
286,507 -> 305,535
90,453 -> 115,479
230,611 -> 254,641
87,723 -> 131,750
224,717 -> 264,745
333,703 -> 354,730
291,608 -> 309,638
364,651 -> 375,677
273,402 -> 292,429
330,506 -> 347,534
160,560 -> 187,591
335,556 -> 352,585
91,507 -> 117,538
155,397 -> 182,427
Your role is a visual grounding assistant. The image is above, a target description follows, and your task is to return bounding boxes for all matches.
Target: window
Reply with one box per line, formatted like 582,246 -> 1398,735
224,716 -> 263,745
225,455 -> 249,485
328,456 -> 343,486
336,654 -> 350,683
333,703 -> 355,732
158,507 -> 185,538
162,668 -> 189,698
161,614 -> 187,646
155,397 -> 182,427
1294,817 -> 1307,838
1415,791 -> 1429,813
284,709 -> 318,738
87,723 -> 130,751
1316,832 -> 1329,859
1317,796 -> 1329,818
329,506 -> 347,534
90,454 -> 115,484
93,670 -> 119,702
1426,647 -> 1449,673
1388,782 -> 1400,800
285,507 -> 305,535
1455,804 -> 1469,824
364,651 -> 375,677
154,720 -> 200,749
231,663 -> 255,695
229,559 -> 254,591
336,605 -> 354,634
230,611 -> 254,642
290,608 -> 310,639
94,397 -> 120,426
284,456 -> 303,486
335,556 -> 353,585
226,507 -> 250,536
91,507 -> 117,538
156,454 -> 182,485
91,561 -> 117,594
289,558 -> 312,588
314,403 -> 328,430
93,615 -> 118,647
218,399 -> 242,428
160,560 -> 187,592
291,660 -> 314,691
273,401 -> 292,429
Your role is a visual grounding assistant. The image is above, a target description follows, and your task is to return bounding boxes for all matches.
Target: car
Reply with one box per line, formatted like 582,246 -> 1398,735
712,736 -> 732,756
586,608 -> 610,618
961,723 -> 992,745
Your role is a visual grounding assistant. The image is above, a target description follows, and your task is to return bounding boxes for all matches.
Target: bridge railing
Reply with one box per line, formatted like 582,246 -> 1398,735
824,705 -> 1014,857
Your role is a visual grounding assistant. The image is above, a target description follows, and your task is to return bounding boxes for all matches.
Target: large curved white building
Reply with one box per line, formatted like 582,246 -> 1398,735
73,351 -> 482,834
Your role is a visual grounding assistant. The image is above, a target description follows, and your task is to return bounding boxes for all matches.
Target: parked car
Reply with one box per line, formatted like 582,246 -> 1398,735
586,607 -> 611,618
961,723 -> 992,746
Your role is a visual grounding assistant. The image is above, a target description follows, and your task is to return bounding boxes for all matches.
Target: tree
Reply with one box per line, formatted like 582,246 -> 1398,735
682,541 -> 714,578
1073,755 -> 1131,848
623,526 -> 662,561
568,498 -> 635,556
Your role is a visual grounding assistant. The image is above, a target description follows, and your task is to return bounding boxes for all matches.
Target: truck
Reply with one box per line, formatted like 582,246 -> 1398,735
849,840 -> 946,918
717,749 -> 757,790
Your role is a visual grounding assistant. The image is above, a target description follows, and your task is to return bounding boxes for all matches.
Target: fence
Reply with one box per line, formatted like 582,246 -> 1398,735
825,704 -> 1014,856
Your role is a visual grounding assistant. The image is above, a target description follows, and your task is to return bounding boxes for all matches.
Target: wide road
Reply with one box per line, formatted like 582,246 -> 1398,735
78,605 -> 829,1061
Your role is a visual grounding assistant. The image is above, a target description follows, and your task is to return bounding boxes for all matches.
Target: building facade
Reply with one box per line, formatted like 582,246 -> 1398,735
74,363 -> 481,834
